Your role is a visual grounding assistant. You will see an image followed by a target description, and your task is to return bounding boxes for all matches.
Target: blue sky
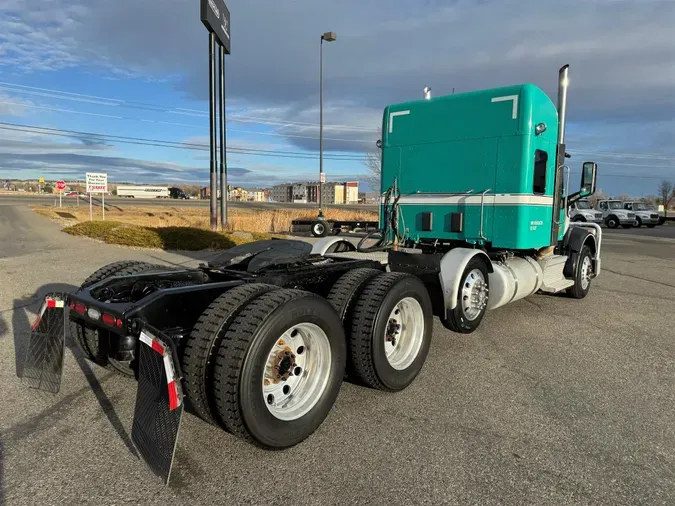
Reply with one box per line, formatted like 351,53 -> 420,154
0,0 -> 674,196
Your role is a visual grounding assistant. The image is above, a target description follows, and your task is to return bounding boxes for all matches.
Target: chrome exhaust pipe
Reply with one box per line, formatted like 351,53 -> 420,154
423,86 -> 431,100
557,64 -> 569,145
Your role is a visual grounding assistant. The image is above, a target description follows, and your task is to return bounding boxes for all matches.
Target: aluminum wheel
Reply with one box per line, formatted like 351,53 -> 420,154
461,268 -> 488,321
580,255 -> 593,290
262,322 -> 332,421
384,297 -> 425,370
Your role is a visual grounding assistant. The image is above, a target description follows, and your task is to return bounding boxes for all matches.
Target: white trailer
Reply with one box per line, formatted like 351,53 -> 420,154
116,185 -> 170,199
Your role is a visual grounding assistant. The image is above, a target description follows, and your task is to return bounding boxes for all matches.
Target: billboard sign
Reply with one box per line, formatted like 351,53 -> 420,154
200,0 -> 231,53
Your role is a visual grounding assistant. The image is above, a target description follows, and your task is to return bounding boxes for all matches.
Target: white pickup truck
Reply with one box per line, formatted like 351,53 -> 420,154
622,201 -> 659,228
595,199 -> 635,229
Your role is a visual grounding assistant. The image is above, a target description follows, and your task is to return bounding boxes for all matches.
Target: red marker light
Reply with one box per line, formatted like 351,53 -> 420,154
74,303 -> 86,315
102,314 -> 115,326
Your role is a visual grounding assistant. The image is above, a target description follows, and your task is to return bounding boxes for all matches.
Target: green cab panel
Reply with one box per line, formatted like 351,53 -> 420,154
380,83 -> 561,250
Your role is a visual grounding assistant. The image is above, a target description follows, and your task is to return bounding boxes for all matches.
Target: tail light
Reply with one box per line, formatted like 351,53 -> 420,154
102,313 -> 115,326
74,303 -> 86,315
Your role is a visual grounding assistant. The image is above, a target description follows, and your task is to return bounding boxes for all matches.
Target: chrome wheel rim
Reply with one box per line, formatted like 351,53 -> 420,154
580,255 -> 593,290
461,268 -> 488,321
384,297 -> 425,370
262,323 -> 331,421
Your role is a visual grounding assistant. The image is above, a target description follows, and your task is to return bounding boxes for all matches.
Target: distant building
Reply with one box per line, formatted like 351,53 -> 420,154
270,180 -> 361,204
271,183 -> 293,202
247,189 -> 266,202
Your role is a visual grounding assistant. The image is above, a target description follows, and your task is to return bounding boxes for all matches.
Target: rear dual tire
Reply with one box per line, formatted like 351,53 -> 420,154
329,270 -> 433,392
212,289 -> 346,449
185,286 -> 346,449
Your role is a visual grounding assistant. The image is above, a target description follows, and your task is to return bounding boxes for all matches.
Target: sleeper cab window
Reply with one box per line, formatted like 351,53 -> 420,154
533,149 -> 548,195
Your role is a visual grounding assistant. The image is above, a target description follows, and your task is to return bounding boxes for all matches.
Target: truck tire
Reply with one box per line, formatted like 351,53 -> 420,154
311,220 -> 330,237
326,267 -> 383,379
566,245 -> 593,299
211,289 -> 346,449
440,256 -> 490,334
634,217 -> 642,227
71,260 -> 177,377
572,215 -> 586,222
181,283 -> 279,426
349,272 -> 433,392
605,215 -> 619,229
80,260 -> 170,288
326,268 -> 383,324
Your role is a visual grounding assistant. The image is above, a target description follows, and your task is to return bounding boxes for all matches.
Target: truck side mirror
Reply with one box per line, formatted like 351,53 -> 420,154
580,161 -> 597,197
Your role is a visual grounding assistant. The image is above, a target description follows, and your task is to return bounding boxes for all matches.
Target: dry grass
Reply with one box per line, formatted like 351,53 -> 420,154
32,204 -> 378,234
62,220 -> 271,251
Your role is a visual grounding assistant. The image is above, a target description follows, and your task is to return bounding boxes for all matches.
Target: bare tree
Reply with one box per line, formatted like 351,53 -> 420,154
657,180 -> 674,216
589,189 -> 606,207
363,147 -> 381,191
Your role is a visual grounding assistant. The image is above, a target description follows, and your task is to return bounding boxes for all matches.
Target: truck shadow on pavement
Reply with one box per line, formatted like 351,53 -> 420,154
9,283 -> 138,458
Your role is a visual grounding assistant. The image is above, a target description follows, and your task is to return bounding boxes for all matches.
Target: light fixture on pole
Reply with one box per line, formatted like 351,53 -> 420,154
318,31 -> 336,219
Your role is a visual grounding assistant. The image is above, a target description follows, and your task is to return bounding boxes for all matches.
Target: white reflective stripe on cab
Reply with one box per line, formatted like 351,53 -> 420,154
397,194 -> 553,206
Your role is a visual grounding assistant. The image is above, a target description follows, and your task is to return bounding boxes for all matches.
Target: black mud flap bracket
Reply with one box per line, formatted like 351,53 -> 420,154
131,323 -> 185,486
21,293 -> 67,394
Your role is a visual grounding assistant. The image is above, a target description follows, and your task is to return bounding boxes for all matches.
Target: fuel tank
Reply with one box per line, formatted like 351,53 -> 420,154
487,256 -> 543,310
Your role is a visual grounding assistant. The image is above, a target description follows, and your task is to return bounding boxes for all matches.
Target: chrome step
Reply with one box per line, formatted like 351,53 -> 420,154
537,254 -> 574,293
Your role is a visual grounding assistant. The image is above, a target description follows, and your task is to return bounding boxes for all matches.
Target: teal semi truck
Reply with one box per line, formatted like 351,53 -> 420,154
359,64 -> 601,331
23,65 -> 602,478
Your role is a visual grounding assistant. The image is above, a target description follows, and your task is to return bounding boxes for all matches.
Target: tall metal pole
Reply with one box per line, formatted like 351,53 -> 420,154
219,44 -> 227,230
318,36 -> 324,219
208,32 -> 218,230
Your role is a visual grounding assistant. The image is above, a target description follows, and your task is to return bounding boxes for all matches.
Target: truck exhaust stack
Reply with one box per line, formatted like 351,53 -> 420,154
557,64 -> 569,145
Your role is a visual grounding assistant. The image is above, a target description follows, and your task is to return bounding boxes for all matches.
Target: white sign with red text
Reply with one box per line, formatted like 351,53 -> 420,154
86,172 -> 108,194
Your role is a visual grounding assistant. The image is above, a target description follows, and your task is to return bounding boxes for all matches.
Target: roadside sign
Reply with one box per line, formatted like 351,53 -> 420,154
86,172 -> 108,193
200,0 -> 231,53
56,180 -> 66,191
85,172 -> 108,221
320,172 -> 326,183
39,177 -> 45,184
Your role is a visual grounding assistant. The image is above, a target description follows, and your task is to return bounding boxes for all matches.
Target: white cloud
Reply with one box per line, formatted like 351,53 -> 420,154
0,93 -> 33,116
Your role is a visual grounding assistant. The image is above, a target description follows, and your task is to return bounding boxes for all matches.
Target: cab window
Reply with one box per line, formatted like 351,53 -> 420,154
533,149 -> 547,195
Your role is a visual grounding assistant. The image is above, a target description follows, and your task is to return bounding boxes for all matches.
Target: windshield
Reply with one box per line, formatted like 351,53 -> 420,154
608,201 -> 623,210
634,203 -> 649,210
577,201 -> 591,210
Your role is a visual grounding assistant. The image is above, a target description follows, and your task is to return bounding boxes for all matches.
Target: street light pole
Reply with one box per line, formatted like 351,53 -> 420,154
318,31 -> 336,219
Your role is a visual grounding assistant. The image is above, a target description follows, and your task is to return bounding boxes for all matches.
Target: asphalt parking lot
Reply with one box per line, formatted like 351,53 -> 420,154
0,205 -> 674,506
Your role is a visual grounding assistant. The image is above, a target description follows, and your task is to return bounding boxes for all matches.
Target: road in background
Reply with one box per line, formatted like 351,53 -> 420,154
0,205 -> 674,505
0,193 -> 377,212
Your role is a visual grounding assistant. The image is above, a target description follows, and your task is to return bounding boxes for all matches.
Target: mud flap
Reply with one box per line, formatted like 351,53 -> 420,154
21,293 -> 67,393
130,324 -> 184,486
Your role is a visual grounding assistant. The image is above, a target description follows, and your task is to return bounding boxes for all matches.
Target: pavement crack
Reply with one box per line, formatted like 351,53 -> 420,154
602,268 -> 675,289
